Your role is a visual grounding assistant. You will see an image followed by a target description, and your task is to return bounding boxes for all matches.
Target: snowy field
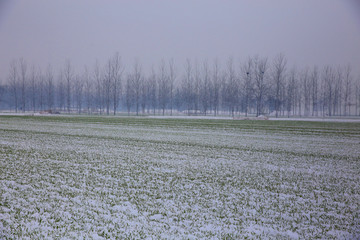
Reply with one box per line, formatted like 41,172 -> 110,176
0,115 -> 359,239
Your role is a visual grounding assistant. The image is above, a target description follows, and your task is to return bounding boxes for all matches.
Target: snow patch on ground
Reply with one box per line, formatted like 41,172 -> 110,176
0,116 -> 359,238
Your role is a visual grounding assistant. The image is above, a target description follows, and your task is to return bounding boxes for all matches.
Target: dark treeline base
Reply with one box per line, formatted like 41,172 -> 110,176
1,53 -> 360,117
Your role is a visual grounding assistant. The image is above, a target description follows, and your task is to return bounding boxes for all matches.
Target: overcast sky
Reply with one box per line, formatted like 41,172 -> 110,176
0,0 -> 360,79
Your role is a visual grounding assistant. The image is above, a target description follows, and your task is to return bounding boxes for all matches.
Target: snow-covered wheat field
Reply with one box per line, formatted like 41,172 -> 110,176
0,115 -> 359,239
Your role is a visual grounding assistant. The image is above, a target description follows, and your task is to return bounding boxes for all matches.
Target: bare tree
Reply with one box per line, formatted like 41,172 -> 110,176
253,56 -> 268,117
356,78 -> 360,116
272,54 -> 286,118
334,67 -> 343,115
224,57 -> 238,117
103,59 -> 112,115
168,59 -> 176,115
83,66 -> 93,114
93,61 -> 103,115
19,58 -> 27,112
74,75 -> 83,114
111,53 -> 124,115
64,60 -> 74,113
321,66 -> 335,116
301,68 -> 310,116
0,79 -> 3,108
343,65 -> 352,116
125,73 -> 134,115
296,69 -> 302,116
241,57 -> 253,117
158,59 -> 169,115
311,66 -> 319,116
57,72 -> 65,112
132,60 -> 142,115
38,70 -> 45,111
193,60 -> 201,115
140,76 -> 148,114
29,65 -> 38,112
45,65 -> 54,111
8,60 -> 19,112
148,67 -> 157,115
285,68 -> 296,117
183,59 -> 193,115
212,59 -> 221,116
200,60 -> 211,115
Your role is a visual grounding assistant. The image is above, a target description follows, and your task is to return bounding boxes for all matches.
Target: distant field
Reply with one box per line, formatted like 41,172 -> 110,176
0,115 -> 359,239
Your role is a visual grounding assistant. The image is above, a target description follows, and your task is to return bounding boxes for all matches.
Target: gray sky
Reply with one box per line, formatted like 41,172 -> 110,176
1,0 -> 360,79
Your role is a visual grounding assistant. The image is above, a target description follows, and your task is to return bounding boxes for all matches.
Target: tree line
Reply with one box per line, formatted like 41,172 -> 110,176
1,53 -> 359,117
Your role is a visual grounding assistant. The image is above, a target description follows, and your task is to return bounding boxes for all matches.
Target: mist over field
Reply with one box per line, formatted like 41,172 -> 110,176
0,1 -> 359,116
1,53 -> 360,118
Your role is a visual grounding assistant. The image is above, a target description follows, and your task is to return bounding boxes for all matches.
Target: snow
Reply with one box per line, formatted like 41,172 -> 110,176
149,114 -> 360,122
149,214 -> 163,221
0,115 -> 359,239
268,117 -> 360,122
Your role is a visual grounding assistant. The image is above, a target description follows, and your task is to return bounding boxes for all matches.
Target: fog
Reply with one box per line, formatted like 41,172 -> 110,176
0,0 -> 360,78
